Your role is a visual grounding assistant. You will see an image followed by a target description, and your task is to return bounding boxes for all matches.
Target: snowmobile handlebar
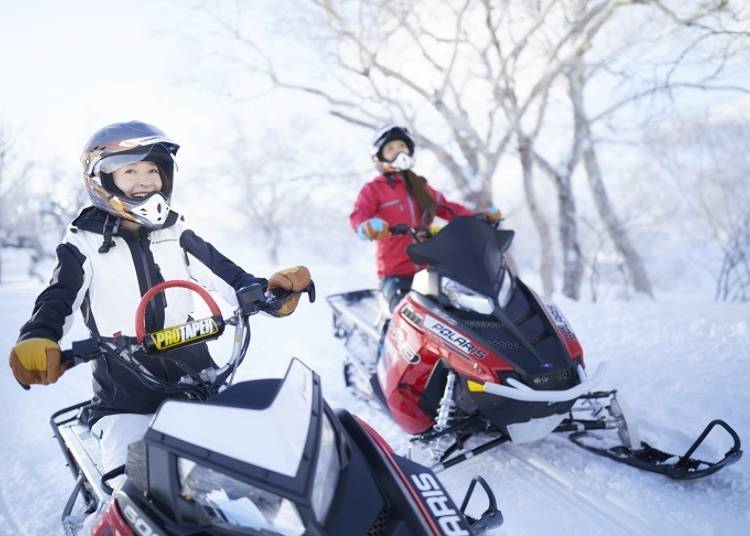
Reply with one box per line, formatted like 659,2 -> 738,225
389,212 -> 502,240
58,278 -> 315,398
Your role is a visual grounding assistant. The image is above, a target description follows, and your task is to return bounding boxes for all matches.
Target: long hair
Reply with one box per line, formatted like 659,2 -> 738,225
401,169 -> 435,223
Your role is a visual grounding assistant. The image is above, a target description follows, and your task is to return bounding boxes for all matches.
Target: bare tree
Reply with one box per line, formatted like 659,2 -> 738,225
216,125 -> 357,264
0,123 -> 33,283
177,0 -> 656,296
567,53 -> 654,296
646,117 -> 750,301
0,125 -> 85,284
173,0 -> 749,300
527,0 -> 750,298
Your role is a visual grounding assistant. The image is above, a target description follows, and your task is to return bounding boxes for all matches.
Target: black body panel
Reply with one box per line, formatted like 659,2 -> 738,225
337,409 -> 437,536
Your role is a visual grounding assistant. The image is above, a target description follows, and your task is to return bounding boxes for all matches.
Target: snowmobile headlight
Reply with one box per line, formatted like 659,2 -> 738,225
177,458 -> 305,535
311,413 -> 340,522
441,277 -> 494,315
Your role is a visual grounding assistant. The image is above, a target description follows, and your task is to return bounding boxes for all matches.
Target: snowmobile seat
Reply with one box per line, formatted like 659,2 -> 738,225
328,289 -> 388,342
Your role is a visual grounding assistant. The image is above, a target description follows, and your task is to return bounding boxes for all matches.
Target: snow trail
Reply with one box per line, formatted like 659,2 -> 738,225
1,277 -> 748,535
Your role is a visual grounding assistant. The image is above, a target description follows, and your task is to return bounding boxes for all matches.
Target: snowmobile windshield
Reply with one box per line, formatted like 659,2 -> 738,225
178,459 -> 306,535
407,216 -> 514,297
311,412 -> 340,522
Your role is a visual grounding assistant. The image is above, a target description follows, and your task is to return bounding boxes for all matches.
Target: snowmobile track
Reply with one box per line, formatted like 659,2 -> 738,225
493,446 -> 674,535
0,486 -> 25,536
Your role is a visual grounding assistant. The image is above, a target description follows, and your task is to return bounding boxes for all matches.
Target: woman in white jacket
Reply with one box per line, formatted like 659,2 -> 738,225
8,120 -> 310,474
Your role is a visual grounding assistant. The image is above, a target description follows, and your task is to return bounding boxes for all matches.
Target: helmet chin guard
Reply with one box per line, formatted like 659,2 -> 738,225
388,152 -> 415,171
116,191 -> 171,228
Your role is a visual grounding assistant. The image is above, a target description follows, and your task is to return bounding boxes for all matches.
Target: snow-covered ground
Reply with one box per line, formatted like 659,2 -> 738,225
0,263 -> 748,535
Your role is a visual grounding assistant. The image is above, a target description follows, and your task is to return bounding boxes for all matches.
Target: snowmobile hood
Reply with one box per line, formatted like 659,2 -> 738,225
148,359 -> 319,482
407,216 -> 514,297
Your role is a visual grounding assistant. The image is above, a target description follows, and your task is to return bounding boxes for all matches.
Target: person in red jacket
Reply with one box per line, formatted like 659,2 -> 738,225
350,125 -> 501,310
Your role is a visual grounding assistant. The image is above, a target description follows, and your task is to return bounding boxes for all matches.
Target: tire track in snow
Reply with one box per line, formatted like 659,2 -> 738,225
0,485 -> 26,536
492,446 -> 672,536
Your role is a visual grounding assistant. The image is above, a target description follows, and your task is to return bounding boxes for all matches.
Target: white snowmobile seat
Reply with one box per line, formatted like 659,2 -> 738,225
328,289 -> 389,342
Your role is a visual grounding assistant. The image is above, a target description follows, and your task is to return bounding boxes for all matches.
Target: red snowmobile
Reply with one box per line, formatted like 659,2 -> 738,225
328,215 -> 742,479
50,279 -> 502,535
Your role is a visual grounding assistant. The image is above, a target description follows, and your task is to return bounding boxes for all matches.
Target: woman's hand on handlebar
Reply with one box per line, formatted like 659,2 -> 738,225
357,218 -> 391,241
237,266 -> 316,317
478,207 -> 503,223
9,338 -> 64,389
265,266 -> 315,317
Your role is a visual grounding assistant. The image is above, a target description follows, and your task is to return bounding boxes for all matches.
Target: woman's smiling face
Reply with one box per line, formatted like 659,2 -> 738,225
112,160 -> 163,198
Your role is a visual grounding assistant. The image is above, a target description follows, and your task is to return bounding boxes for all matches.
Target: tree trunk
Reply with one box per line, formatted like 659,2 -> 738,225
518,136 -> 555,296
464,175 -> 493,212
558,181 -> 583,299
568,60 -> 653,297
533,152 -> 584,299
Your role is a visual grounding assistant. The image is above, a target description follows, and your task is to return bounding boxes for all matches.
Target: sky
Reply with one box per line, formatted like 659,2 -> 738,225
1,2 -> 221,170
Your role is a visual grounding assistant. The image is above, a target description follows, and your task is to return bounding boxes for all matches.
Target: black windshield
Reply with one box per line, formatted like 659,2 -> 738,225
407,216 -> 514,296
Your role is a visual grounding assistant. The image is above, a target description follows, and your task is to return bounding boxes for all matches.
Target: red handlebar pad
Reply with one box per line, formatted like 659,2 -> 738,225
135,280 -> 222,343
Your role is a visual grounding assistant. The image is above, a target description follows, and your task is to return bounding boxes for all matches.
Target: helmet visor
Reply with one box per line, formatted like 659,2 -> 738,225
93,144 -> 177,175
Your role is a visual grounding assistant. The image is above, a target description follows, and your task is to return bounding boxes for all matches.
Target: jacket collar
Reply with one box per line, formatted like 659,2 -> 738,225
71,206 -> 180,235
372,172 -> 405,187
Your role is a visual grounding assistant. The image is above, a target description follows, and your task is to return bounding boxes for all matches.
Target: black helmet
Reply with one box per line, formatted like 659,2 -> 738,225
370,125 -> 415,162
80,121 -> 179,228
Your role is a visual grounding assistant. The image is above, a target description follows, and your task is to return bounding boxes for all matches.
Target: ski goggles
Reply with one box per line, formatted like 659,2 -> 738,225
90,143 -> 178,175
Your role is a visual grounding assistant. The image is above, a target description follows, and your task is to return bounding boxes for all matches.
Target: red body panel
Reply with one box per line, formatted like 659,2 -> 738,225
378,296 -> 512,433
92,500 -> 135,536
378,293 -> 586,434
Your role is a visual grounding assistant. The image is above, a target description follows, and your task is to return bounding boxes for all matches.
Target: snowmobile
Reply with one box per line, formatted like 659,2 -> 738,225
328,214 -> 742,479
50,278 -> 502,535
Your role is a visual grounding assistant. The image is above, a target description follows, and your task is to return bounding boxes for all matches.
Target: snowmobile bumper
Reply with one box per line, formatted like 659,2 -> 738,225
570,419 -> 743,480
467,363 -> 607,403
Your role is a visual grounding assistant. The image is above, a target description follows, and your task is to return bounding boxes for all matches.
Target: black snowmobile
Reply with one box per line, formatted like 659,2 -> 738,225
50,279 -> 502,535
328,215 -> 743,479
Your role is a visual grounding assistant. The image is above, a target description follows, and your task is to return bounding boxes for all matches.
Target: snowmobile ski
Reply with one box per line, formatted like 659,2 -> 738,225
569,419 -> 742,480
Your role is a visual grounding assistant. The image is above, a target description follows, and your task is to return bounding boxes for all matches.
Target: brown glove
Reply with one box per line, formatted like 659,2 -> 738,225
482,207 -> 502,222
357,218 -> 391,241
267,266 -> 312,317
9,338 -> 64,385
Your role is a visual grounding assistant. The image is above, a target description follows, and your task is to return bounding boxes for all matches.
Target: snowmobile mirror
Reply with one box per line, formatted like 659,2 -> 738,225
459,476 -> 503,533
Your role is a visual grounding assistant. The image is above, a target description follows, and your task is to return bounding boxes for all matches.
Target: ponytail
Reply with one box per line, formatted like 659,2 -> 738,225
402,170 -> 435,223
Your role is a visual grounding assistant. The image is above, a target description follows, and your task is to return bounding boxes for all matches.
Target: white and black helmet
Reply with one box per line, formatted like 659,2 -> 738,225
80,121 -> 179,229
370,125 -> 416,163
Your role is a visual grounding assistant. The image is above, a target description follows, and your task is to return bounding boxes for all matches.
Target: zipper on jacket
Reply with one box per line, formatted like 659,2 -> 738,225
125,231 -> 166,333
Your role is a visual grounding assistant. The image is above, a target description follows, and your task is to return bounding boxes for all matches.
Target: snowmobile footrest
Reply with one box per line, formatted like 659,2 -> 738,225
570,419 -> 742,480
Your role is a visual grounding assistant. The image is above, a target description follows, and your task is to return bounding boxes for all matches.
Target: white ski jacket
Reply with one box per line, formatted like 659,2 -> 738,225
18,207 -> 264,424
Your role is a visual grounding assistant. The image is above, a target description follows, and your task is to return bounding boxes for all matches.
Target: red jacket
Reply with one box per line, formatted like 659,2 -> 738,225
350,173 -> 474,278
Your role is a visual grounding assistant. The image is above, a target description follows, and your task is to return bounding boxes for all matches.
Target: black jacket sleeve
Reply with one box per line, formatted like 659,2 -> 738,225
18,243 -> 87,342
179,230 -> 265,291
